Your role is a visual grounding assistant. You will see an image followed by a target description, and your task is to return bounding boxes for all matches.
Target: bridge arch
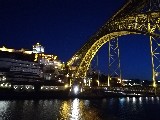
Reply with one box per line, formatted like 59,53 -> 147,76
75,30 -> 158,78
67,0 -> 160,87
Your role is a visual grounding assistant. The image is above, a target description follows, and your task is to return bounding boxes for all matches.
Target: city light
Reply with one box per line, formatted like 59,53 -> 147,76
73,86 -> 79,94
65,84 -> 69,88
97,80 -> 99,86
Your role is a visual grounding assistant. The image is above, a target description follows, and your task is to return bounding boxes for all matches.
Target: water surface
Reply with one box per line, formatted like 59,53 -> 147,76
0,97 -> 160,120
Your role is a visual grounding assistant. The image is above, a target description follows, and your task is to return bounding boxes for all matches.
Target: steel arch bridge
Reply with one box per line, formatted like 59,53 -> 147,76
67,0 -> 160,87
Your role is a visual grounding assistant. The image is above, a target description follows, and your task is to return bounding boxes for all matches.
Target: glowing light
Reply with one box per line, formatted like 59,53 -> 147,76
151,97 -> 154,101
127,97 -> 129,102
119,98 -> 125,105
26,86 -> 29,89
65,84 -> 69,88
66,74 -> 69,77
71,99 -> 80,120
34,53 -> 38,61
41,86 -> 44,89
80,88 -> 83,92
0,46 -> 14,52
153,82 -> 157,87
74,86 -> 79,94
155,72 -> 159,77
133,97 -> 136,103
139,97 -> 142,102
97,80 -> 99,86
14,86 -> 18,89
84,79 -> 86,84
33,43 -> 44,53
2,76 -> 6,81
24,51 -> 32,54
0,46 -> 32,54
118,78 -> 121,83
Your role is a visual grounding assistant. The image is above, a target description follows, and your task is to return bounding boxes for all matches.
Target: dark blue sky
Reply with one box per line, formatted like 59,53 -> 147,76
0,0 -> 152,80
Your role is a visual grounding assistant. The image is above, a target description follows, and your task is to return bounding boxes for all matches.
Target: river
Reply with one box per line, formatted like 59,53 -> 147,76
0,97 -> 160,120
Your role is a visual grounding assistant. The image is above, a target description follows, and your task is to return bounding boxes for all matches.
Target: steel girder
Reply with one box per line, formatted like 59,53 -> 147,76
67,0 -> 160,79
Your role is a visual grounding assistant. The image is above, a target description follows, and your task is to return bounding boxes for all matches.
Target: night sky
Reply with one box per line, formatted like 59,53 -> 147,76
0,0 -> 153,80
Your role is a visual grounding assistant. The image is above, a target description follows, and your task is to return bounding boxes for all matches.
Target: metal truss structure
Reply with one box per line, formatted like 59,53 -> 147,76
67,0 -> 160,86
150,36 -> 160,87
108,37 -> 121,86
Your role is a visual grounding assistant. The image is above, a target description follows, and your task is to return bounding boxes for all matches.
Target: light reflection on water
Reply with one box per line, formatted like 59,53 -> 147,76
56,98 -> 101,120
70,99 -> 80,120
0,97 -> 160,120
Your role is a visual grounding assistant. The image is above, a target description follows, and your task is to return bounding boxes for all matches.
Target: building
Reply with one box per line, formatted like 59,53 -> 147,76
0,43 -> 66,91
122,79 -> 141,86
38,54 -> 63,81
0,43 -> 63,82
0,45 -> 42,83
32,43 -> 64,81
33,43 -> 44,53
0,46 -> 32,54
0,58 -> 42,82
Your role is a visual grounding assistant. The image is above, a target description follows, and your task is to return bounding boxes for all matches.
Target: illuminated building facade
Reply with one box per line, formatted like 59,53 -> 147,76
0,58 -> 42,82
33,43 -> 44,53
0,70 -> 11,89
0,46 -> 32,54
38,54 -> 63,81
0,45 -> 42,82
0,43 -> 63,82
32,43 -> 63,81
0,70 -> 7,82
122,79 -> 141,86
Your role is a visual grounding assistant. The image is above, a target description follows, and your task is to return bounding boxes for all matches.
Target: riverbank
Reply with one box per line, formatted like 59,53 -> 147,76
0,89 -> 157,100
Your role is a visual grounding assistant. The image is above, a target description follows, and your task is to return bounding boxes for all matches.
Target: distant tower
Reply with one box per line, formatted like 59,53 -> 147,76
32,43 -> 44,53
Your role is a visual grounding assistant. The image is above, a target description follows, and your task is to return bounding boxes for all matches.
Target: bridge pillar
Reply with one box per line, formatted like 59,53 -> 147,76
148,13 -> 160,89
108,37 -> 122,86
149,35 -> 160,88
